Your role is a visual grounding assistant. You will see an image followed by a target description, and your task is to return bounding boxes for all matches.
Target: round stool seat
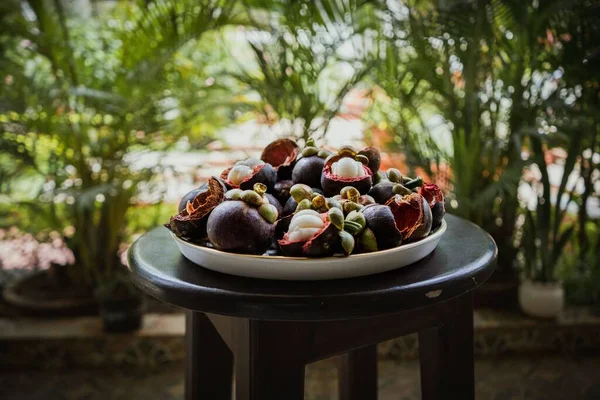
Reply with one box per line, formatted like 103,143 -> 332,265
128,214 -> 496,321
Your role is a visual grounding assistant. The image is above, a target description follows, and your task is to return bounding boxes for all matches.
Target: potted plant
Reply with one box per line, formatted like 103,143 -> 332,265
517,130 -> 585,318
95,272 -> 145,333
0,1 -> 234,314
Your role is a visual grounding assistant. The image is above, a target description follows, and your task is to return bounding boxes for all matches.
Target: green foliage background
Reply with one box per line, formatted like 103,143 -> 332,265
0,0 -> 598,294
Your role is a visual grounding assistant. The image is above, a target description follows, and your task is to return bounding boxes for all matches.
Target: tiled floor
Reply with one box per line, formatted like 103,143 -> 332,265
2,355 -> 600,400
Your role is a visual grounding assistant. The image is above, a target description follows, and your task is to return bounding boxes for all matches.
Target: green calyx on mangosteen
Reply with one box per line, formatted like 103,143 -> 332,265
221,158 -> 277,191
168,177 -> 227,241
385,192 -> 432,241
291,138 -> 329,188
278,209 -> 338,257
260,139 -> 300,181
361,204 -> 403,250
321,146 -> 373,197
368,181 -> 412,204
207,183 -> 278,254
419,183 -> 445,229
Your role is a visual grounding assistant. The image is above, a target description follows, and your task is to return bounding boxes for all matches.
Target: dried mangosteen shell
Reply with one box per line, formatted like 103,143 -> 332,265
320,154 -> 373,197
178,182 -> 209,213
385,193 -> 432,241
358,147 -> 381,174
261,139 -> 300,180
273,179 -> 294,204
291,155 -> 325,189
221,162 -> 277,191
362,204 -> 402,250
278,215 -> 338,257
206,200 -> 275,254
419,183 -> 445,230
168,177 -> 227,241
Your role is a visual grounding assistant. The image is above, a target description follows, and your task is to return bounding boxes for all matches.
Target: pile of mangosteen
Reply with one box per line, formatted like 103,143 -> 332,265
166,138 -> 446,257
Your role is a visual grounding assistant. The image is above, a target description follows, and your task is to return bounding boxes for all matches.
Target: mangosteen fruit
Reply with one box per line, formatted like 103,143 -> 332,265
321,146 -> 373,196
221,158 -> 277,191
273,179 -> 294,204
358,147 -> 381,174
292,155 -> 325,189
419,183 -> 445,229
385,193 -> 432,241
368,181 -> 412,204
177,182 -> 209,213
362,204 -> 403,250
260,139 -> 300,180
291,138 -> 328,188
168,177 -> 227,241
206,183 -> 278,254
278,209 -> 338,257
283,196 -> 299,217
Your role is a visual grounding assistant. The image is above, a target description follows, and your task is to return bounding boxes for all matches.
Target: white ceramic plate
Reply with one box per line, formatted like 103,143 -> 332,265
171,219 -> 447,281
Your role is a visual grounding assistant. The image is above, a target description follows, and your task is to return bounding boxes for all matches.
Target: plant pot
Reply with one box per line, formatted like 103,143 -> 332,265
518,280 -> 564,319
98,296 -> 146,333
2,269 -> 97,317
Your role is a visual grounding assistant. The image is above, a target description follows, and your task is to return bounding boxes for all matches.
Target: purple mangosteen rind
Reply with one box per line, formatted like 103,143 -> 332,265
385,193 -> 433,241
261,138 -> 300,180
362,204 -> 403,250
272,179 -> 294,204
320,154 -> 373,197
358,147 -> 381,174
206,200 -> 275,255
291,155 -> 325,189
168,177 -> 227,240
368,181 -> 396,204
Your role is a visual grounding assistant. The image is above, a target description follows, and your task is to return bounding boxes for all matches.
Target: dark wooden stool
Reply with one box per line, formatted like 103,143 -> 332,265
129,214 -> 496,400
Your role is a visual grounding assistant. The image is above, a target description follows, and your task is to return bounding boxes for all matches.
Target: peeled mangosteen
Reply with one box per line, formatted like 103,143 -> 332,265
321,146 -> 373,197
358,147 -> 381,174
419,183 -> 445,229
221,158 -> 277,191
206,184 -> 278,254
385,193 -> 433,241
168,177 -> 227,241
177,182 -> 209,213
260,139 -> 300,180
362,204 -> 403,250
278,209 -> 338,257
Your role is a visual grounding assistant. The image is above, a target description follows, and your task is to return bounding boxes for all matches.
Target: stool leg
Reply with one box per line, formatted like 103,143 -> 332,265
185,311 -> 233,400
338,344 -> 378,400
418,293 -> 474,400
234,319 -> 307,400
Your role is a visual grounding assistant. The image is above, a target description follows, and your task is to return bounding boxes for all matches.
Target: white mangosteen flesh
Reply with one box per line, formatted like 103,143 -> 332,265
237,158 -> 265,168
288,209 -> 324,242
227,165 -> 253,185
331,157 -> 365,178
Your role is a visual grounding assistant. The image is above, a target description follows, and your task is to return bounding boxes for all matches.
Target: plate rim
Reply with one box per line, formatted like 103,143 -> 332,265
171,218 -> 447,261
